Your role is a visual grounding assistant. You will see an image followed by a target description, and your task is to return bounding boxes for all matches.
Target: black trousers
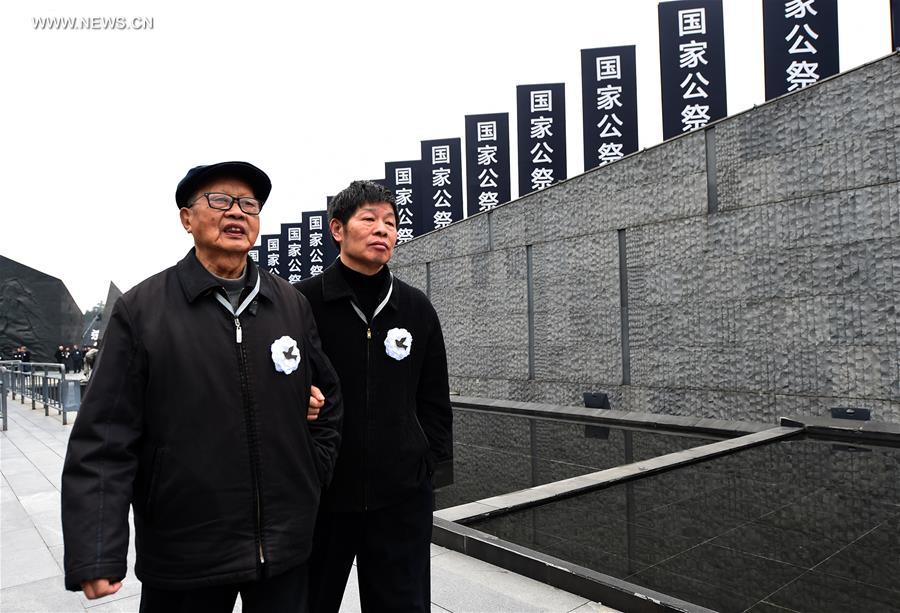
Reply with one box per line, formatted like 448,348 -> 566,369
138,562 -> 308,613
309,480 -> 433,613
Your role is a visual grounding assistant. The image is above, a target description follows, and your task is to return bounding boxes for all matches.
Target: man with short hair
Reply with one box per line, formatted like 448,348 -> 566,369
296,180 -> 452,613
62,161 -> 342,613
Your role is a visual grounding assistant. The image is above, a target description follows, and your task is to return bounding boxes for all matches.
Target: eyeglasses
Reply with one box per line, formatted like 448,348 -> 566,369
190,192 -> 263,215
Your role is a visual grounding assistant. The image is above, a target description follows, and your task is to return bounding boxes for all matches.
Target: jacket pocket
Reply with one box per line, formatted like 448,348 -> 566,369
144,447 -> 167,522
411,413 -> 430,455
411,414 -> 435,478
301,423 -> 324,487
289,382 -> 325,486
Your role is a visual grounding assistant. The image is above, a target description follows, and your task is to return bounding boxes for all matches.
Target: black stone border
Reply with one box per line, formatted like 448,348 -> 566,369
781,415 -> 900,446
452,395 -> 773,438
432,517 -> 716,613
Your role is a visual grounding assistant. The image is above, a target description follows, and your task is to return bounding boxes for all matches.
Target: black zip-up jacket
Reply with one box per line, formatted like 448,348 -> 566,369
61,250 -> 342,591
295,261 -> 452,512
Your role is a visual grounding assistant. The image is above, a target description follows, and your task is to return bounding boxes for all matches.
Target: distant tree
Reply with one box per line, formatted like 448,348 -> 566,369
82,301 -> 105,328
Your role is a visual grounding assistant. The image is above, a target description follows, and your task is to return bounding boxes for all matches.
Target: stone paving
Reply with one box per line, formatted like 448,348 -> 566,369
0,392 -> 615,613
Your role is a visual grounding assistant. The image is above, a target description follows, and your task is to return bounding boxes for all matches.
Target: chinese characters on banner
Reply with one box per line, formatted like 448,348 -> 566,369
581,46 -> 639,170
516,83 -> 567,196
261,234 -> 282,277
248,246 -> 260,267
421,139 -> 464,231
763,0 -> 839,100
280,223 -> 303,284
465,113 -> 511,216
658,1 -> 727,140
385,161 -> 425,244
256,241 -> 268,276
301,210 -> 335,277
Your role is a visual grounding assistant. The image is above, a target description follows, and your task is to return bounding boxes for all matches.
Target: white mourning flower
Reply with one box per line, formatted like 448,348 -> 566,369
384,327 -> 412,361
270,335 -> 301,375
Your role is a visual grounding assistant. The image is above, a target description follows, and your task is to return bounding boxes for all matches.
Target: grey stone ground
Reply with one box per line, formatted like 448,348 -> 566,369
0,392 -> 616,613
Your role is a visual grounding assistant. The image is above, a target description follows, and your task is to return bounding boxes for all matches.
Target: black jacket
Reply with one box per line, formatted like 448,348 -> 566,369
295,261 -> 452,512
62,250 -> 342,590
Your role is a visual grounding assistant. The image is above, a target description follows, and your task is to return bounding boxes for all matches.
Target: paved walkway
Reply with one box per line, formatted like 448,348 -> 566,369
1,393 -> 614,612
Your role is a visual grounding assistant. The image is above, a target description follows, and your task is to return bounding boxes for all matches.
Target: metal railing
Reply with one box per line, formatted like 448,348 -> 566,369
0,360 -> 82,426
0,370 -> 7,431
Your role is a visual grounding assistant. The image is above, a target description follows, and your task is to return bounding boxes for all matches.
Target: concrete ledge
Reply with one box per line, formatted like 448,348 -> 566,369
780,415 -> 900,446
435,426 -> 801,524
451,396 -> 772,437
432,518 -> 716,613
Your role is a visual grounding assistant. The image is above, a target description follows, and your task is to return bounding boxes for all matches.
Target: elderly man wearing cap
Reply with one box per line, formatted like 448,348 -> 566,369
61,161 -> 343,612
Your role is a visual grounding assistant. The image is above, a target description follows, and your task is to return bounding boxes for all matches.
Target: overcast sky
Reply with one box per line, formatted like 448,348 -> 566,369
2,0 -> 892,311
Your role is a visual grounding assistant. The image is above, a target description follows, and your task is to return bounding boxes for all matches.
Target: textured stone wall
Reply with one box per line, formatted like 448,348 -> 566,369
392,53 -> 900,424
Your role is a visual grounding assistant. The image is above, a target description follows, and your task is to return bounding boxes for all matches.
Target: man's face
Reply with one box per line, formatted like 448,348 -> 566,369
180,178 -> 260,261
331,202 -> 397,275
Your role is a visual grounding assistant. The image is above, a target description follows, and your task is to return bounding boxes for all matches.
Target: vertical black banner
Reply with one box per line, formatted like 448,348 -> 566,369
301,210 -> 334,278
261,233 -> 282,277
763,0 -> 839,100
581,46 -> 639,170
892,0 -> 899,50
465,113 -> 511,216
248,246 -> 260,268
658,1 -> 727,140
421,139 -> 464,231
385,160 -> 425,244
517,83 -> 567,196
280,222 -> 303,283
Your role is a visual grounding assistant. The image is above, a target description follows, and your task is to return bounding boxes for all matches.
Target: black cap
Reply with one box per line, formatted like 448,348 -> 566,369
175,161 -> 272,209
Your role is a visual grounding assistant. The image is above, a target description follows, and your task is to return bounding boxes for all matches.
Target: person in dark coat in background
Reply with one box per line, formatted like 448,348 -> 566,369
295,180 -> 452,613
61,161 -> 343,613
55,345 -> 65,367
71,345 -> 84,373
64,345 -> 74,373
19,345 -> 32,372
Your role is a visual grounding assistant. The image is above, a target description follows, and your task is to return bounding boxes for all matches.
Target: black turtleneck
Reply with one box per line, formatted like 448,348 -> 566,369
337,258 -> 389,320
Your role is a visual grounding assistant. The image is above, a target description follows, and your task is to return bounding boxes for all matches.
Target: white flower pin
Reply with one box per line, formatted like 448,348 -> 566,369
384,327 -> 412,361
270,335 -> 301,375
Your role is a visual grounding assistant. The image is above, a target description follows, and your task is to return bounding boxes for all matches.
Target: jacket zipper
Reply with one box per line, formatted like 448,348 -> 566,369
234,315 -> 265,565
349,276 -> 394,513
364,323 -> 371,510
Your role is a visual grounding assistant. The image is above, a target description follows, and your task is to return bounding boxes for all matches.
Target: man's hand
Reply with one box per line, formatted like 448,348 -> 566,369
307,385 -> 324,421
81,578 -> 122,600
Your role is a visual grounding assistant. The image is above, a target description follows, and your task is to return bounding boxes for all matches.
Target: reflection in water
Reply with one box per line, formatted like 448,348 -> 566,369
434,408 -> 714,511
470,438 -> 900,613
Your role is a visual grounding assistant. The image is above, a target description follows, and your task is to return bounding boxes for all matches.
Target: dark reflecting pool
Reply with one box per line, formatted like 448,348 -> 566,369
435,408 -> 716,511
469,437 -> 900,613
